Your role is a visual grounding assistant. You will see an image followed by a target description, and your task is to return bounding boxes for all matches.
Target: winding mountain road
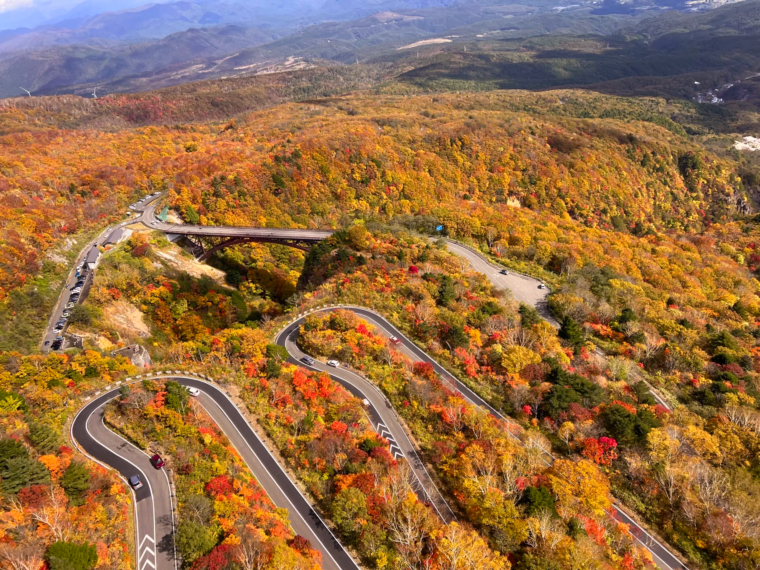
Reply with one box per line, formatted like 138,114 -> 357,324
72,390 -> 176,570
275,322 -> 457,523
276,306 -> 688,570
445,241 -> 558,327
66,202 -> 686,570
71,377 -> 359,570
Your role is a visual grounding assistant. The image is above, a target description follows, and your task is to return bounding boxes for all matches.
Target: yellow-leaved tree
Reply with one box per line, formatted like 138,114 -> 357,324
548,459 -> 611,518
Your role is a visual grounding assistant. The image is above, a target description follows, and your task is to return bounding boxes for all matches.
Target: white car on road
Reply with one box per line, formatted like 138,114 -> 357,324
327,360 -> 340,367
187,387 -> 200,397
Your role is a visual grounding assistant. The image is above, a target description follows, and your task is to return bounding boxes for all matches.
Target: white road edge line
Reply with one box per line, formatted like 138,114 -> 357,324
281,336 -> 453,522
94,393 -> 179,570
181,381 -> 358,570
85,400 -> 157,570
288,307 -> 685,569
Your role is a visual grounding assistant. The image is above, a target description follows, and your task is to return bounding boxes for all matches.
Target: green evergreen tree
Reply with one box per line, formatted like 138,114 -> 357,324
542,384 -> 582,417
558,315 -> 584,349
185,205 -> 200,224
437,275 -> 457,306
618,307 -> 638,324
519,304 -> 542,328
1,456 -> 50,495
61,461 -> 90,505
29,423 -> 61,454
265,358 -> 282,379
444,324 -> 469,349
566,517 -> 586,539
522,486 -> 559,517
46,542 -> 98,570
0,438 -> 28,468
600,404 -> 662,445
165,381 -> 190,414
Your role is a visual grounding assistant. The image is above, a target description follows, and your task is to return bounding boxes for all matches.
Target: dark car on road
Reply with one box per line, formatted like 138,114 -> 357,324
500,269 -> 509,275
300,356 -> 315,366
51,340 -> 62,350
150,454 -> 164,469
128,475 -> 143,490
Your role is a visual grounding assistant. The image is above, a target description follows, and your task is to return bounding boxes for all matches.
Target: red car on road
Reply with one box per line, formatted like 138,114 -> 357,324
150,454 -> 164,469
389,336 -> 402,346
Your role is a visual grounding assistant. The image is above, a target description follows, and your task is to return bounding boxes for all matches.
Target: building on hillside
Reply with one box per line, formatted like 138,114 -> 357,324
105,227 -> 130,246
113,344 -> 152,368
85,247 -> 100,270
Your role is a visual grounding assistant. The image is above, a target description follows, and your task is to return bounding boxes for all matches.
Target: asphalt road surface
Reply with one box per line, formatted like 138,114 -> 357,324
42,194 -> 163,352
445,242 -> 675,410
72,378 -> 361,570
173,378 -> 359,570
274,323 -> 456,523
445,241 -> 558,327
280,306 -> 689,570
62,201 -> 684,569
71,390 -> 176,570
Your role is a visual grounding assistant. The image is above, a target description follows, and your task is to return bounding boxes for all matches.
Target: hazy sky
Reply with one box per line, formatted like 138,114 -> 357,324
0,0 -> 151,28
0,0 -> 36,14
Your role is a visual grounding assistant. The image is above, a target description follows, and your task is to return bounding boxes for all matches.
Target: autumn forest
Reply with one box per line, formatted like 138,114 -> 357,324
1,64 -> 760,570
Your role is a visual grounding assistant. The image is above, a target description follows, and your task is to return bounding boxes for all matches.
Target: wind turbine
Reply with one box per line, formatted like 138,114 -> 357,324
91,87 -> 98,99
19,87 -> 31,97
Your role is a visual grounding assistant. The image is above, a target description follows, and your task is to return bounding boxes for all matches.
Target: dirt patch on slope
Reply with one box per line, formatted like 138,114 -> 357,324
154,246 -> 229,286
102,301 -> 151,338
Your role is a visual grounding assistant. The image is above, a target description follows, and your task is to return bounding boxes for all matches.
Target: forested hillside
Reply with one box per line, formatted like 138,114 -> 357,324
0,88 -> 754,347
2,76 -> 760,570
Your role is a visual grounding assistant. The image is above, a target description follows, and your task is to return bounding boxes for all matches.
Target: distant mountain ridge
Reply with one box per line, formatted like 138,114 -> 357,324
0,0 -> 554,97
0,0 -> 757,101
0,25 -> 280,98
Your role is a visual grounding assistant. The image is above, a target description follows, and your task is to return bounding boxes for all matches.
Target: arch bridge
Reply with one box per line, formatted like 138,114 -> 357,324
149,221 -> 333,261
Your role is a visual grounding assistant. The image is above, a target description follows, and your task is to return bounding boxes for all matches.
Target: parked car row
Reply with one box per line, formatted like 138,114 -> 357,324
50,261 -> 91,346
128,192 -> 161,211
